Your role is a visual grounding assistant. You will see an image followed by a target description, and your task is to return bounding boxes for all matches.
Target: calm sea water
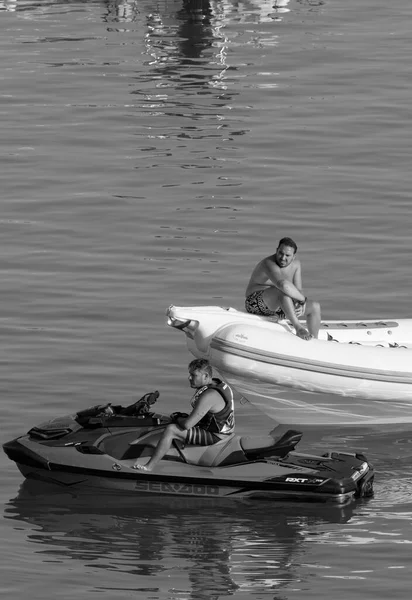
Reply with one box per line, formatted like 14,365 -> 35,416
1,0 -> 412,598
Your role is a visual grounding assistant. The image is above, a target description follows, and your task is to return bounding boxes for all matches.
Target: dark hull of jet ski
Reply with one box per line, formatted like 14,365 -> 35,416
3,402 -> 374,504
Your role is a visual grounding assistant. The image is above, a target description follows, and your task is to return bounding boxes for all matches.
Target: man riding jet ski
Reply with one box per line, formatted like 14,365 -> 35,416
3,362 -> 374,503
132,358 -> 236,472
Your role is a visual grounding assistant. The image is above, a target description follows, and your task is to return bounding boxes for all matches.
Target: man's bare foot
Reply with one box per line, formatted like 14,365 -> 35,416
132,463 -> 153,472
296,327 -> 313,341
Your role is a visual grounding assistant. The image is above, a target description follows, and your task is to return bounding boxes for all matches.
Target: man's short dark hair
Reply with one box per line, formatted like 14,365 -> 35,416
277,237 -> 298,253
188,358 -> 212,377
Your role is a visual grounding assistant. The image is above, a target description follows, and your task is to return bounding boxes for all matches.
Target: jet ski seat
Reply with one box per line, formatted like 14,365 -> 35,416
240,429 -> 302,460
188,429 -> 303,467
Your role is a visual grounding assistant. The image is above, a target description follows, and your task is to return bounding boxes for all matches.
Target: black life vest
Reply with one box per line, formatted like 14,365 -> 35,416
191,378 -> 235,435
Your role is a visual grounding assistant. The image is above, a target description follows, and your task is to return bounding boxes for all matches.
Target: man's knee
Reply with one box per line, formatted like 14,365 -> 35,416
163,423 -> 179,437
307,299 -> 321,315
165,423 -> 186,440
264,287 -> 282,307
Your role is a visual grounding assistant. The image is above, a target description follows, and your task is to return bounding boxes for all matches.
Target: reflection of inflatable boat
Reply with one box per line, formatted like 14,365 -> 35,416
3,394 -> 374,504
167,305 -> 412,425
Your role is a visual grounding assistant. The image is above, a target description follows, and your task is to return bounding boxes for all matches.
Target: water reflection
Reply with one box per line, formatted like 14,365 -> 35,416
103,0 -> 292,26
102,0 -> 242,189
0,0 -> 328,20
176,0 -> 214,61
0,0 -> 17,11
104,0 -> 141,23
4,480 -> 354,597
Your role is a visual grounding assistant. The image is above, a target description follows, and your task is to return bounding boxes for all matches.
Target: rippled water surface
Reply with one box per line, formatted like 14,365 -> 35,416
1,0 -> 412,598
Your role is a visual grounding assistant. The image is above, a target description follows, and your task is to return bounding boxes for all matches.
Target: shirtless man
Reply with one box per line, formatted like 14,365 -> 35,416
245,237 -> 321,340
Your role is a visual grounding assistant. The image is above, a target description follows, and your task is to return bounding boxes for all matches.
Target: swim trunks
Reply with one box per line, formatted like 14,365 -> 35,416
245,290 -> 283,318
186,427 -> 220,445
245,290 -> 304,320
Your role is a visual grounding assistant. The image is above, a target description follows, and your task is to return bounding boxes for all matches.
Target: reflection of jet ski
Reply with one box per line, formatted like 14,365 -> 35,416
4,479 -> 355,595
3,393 -> 374,504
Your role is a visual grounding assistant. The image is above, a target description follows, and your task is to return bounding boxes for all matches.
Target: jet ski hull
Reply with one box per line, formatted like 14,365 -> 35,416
3,405 -> 374,504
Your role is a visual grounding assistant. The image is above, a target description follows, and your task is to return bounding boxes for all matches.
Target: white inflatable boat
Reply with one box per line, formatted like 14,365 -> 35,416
166,305 -> 412,426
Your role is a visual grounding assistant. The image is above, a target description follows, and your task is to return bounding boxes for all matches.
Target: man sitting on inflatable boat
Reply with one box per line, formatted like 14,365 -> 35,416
133,358 -> 235,472
245,237 -> 321,340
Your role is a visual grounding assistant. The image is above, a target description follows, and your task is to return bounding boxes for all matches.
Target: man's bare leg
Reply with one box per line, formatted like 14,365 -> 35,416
280,296 -> 312,340
262,289 -> 313,340
305,299 -> 321,339
133,423 -> 186,472
263,290 -> 312,340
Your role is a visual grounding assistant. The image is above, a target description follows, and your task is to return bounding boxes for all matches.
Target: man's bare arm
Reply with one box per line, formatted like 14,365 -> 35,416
179,391 -> 221,430
264,259 -> 306,303
292,262 -> 303,291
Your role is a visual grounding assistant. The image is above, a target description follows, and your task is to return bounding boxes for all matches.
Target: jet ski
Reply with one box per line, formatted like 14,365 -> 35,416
3,392 -> 374,504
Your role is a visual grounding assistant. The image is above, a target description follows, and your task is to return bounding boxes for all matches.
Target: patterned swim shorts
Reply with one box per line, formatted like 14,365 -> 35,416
245,290 -> 284,318
185,427 -> 220,446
